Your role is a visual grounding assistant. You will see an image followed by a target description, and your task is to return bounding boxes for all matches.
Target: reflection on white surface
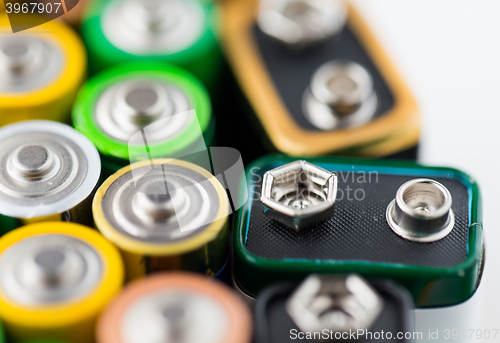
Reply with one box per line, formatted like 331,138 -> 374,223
353,0 -> 499,333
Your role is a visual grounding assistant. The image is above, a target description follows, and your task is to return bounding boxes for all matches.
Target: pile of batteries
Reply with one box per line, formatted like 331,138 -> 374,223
0,0 -> 484,342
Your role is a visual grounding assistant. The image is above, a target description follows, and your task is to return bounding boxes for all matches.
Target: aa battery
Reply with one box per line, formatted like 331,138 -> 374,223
80,0 -> 222,89
72,63 -> 213,178
0,13 -> 86,125
93,159 -> 230,282
96,272 -> 252,343
0,121 -> 101,234
0,222 -> 124,343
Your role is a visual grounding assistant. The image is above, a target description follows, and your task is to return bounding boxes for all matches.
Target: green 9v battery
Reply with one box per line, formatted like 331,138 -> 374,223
233,155 -> 484,308
81,0 -> 222,89
72,63 -> 213,178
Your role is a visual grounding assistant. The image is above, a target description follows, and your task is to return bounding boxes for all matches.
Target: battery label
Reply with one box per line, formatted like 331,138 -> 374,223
4,0 -> 80,32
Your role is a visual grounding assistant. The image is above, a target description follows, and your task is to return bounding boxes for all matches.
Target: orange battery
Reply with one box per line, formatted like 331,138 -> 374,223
97,272 -> 252,343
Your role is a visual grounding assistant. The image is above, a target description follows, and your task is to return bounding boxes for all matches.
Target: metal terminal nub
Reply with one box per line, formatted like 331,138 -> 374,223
386,178 -> 455,243
0,234 -> 102,306
102,0 -> 205,55
260,160 -> 337,231
9,145 -> 55,179
303,60 -> 378,130
132,180 -> 188,224
0,37 -> 43,76
286,274 -> 383,336
112,81 -> 171,130
258,0 -> 347,49
120,291 -> 228,343
123,0 -> 178,34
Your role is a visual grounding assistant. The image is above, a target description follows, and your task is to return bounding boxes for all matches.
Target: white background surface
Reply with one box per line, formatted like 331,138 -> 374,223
351,0 -> 499,335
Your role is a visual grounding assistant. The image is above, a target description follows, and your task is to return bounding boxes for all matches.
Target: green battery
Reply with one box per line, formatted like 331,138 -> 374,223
80,0 -> 222,89
72,63 -> 214,178
234,155 -> 484,308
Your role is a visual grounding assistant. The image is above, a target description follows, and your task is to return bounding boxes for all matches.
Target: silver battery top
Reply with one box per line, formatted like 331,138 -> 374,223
261,160 -> 337,231
0,34 -> 63,93
386,178 -> 455,243
101,0 -> 205,55
0,234 -> 102,307
95,78 -> 192,144
286,274 -> 383,337
0,121 -> 101,219
303,60 -> 378,130
258,0 -> 347,49
120,289 -> 229,343
101,163 -> 222,243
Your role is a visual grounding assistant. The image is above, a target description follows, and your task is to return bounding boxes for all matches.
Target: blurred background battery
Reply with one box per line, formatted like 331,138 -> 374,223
254,274 -> 415,343
0,13 -> 86,126
220,0 -> 419,161
72,63 -> 213,178
93,159 -> 230,282
80,0 -> 222,89
0,222 -> 123,343
96,272 -> 252,343
0,121 -> 101,234
233,156 -> 483,308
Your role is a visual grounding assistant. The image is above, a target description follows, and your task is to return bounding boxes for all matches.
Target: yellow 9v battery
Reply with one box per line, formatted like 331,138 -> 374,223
97,272 -> 252,343
93,159 -> 230,282
221,0 -> 419,159
0,121 -> 101,235
0,222 -> 124,343
0,13 -> 86,125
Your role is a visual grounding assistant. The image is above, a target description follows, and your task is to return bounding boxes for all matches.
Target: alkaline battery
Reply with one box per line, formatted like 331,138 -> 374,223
0,13 -> 86,126
93,159 -> 230,282
0,222 -> 124,343
97,272 -> 252,343
72,63 -> 213,178
0,121 -> 101,235
81,0 -> 221,88
220,0 -> 419,159
254,274 -> 414,343
233,156 -> 484,308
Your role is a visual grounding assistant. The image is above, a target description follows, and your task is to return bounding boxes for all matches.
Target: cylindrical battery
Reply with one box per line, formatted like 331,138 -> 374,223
0,14 -> 86,126
253,275 -> 415,343
0,222 -> 124,343
72,63 -> 213,178
93,159 -> 230,282
0,121 -> 101,234
97,272 -> 252,343
80,0 -> 222,88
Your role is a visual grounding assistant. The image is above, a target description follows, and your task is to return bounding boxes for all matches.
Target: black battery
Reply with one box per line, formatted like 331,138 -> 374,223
253,278 -> 415,343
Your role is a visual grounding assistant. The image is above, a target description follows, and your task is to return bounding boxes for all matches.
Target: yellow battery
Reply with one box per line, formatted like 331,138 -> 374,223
93,159 -> 230,282
0,12 -> 86,126
0,222 -> 124,343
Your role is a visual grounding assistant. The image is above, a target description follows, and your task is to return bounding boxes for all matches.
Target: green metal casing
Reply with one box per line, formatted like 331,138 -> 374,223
233,155 -> 483,308
72,62 -> 214,179
80,0 -> 222,90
